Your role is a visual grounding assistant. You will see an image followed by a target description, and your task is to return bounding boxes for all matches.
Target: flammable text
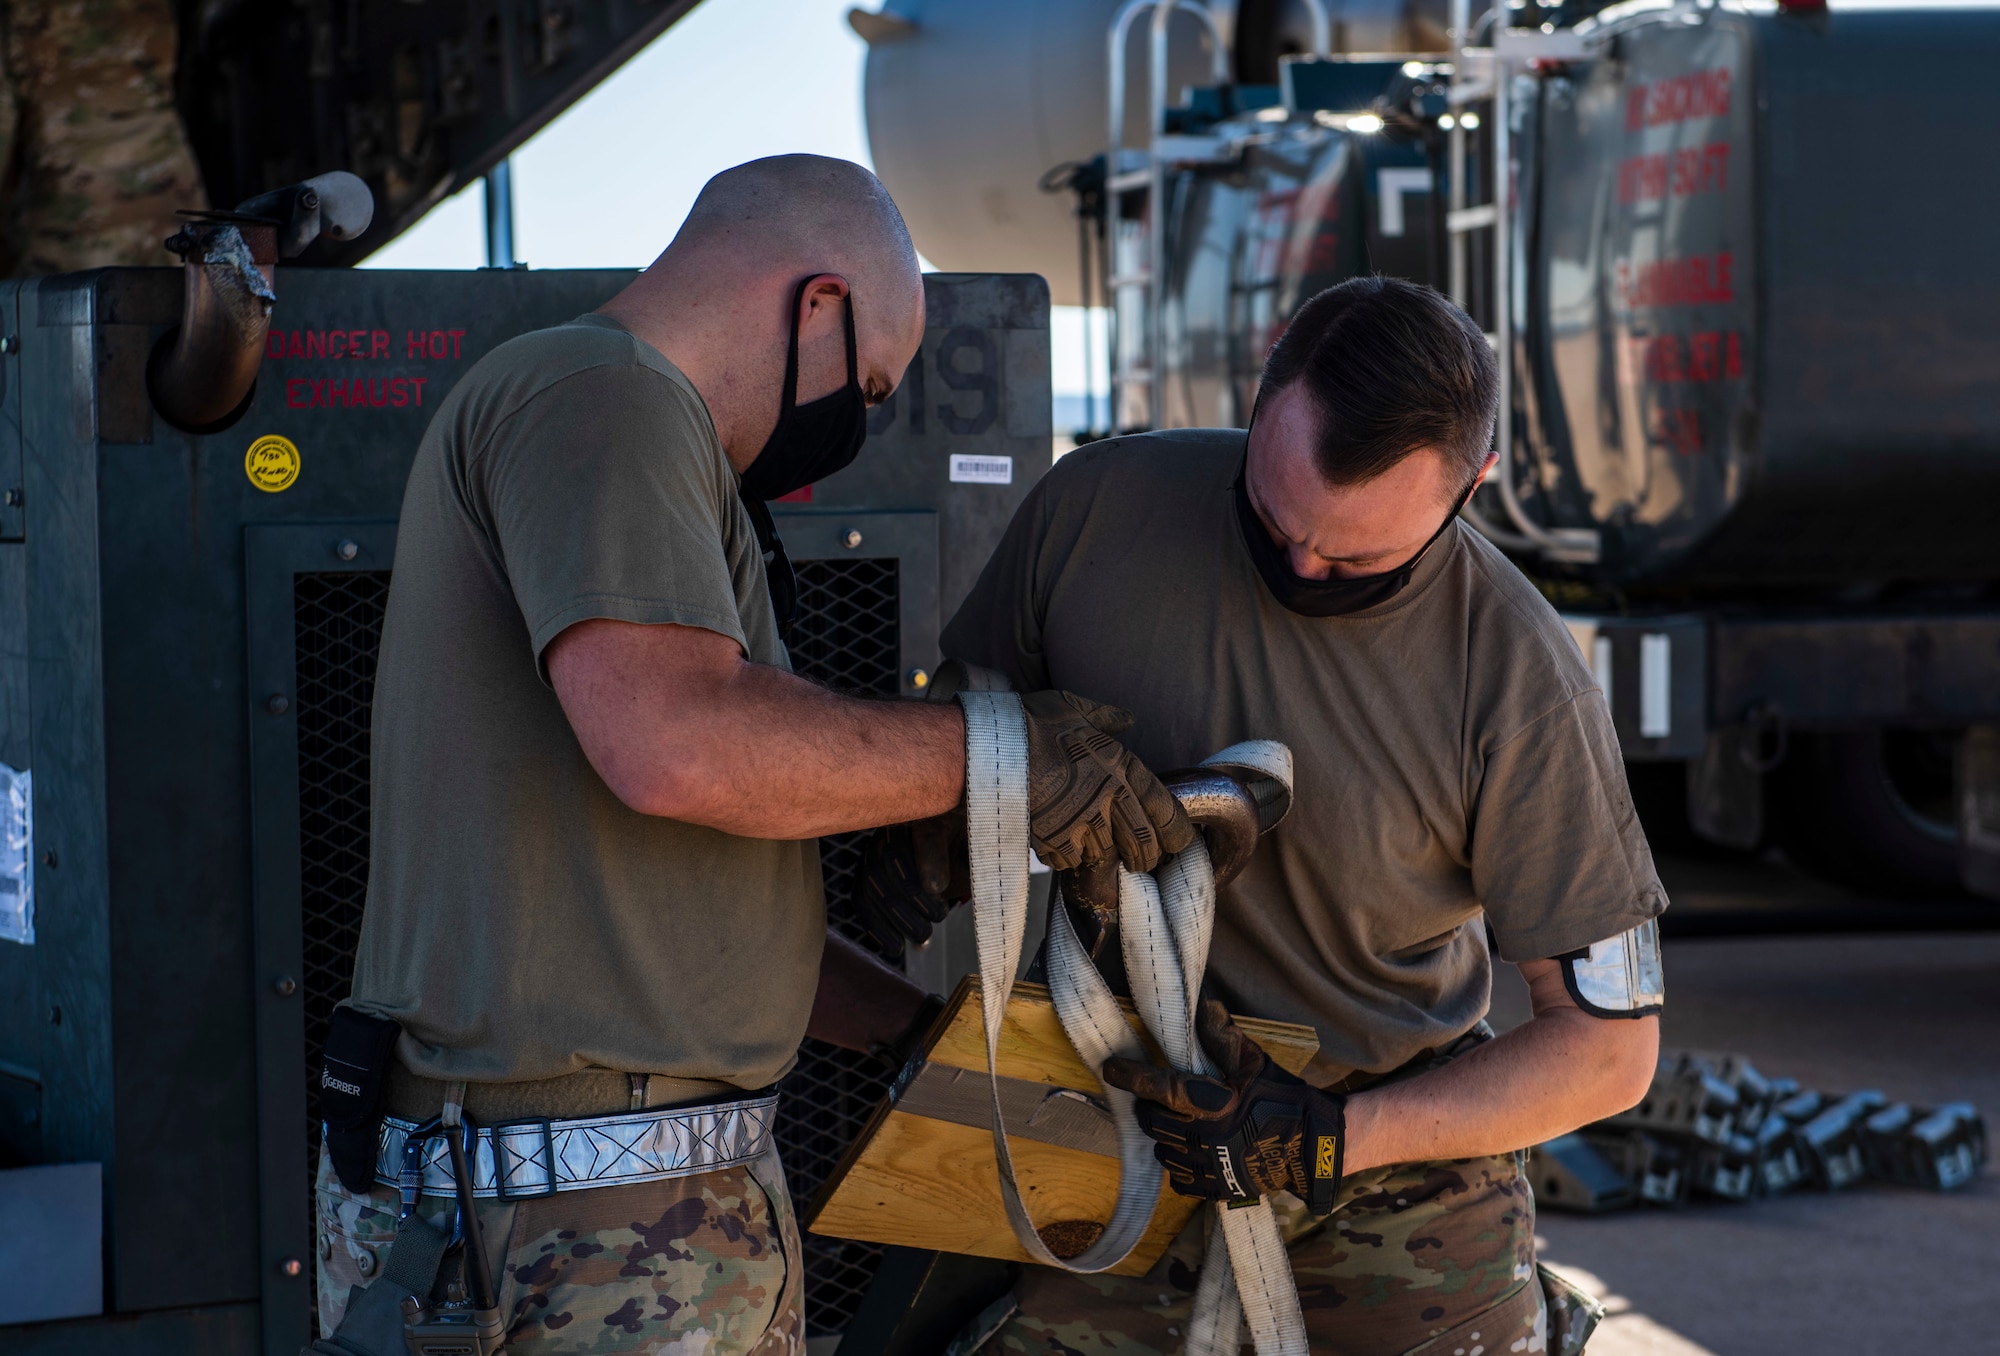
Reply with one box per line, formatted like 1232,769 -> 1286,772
1618,252 -> 1735,309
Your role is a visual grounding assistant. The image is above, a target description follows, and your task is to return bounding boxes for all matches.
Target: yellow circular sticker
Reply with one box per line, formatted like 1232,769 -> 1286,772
245,434 -> 301,493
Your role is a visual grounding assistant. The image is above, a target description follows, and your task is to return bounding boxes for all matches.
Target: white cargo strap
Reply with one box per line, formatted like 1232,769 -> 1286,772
958,692 -> 1307,1356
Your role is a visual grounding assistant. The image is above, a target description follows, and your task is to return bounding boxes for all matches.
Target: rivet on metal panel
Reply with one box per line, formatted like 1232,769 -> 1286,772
2,489 -> 19,507
841,529 -> 863,549
40,850 -> 54,868
279,1257 -> 304,1278
274,975 -> 298,997
266,693 -> 291,715
908,668 -> 930,689
335,539 -> 360,561
0,335 -> 16,354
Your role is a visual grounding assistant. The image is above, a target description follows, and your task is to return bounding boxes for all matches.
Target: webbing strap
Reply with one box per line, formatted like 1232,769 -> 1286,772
380,1213 -> 451,1297
962,691 -> 1159,1272
958,690 -> 1307,1354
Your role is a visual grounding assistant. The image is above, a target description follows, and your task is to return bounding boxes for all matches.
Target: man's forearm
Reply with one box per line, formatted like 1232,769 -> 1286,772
550,618 -> 965,837
1339,1009 -> 1659,1176
647,660 -> 965,837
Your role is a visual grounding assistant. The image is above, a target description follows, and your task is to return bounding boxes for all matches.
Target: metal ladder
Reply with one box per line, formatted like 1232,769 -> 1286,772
1097,0 -> 1601,569
1444,0 -> 1603,562
1101,0 -> 1329,433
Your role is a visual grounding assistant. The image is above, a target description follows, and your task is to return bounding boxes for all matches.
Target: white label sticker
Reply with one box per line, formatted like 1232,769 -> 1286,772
949,454 -> 1013,485
1640,633 -> 1672,738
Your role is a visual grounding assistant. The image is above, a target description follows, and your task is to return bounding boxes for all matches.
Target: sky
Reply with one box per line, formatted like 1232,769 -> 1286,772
364,0 -> 1099,405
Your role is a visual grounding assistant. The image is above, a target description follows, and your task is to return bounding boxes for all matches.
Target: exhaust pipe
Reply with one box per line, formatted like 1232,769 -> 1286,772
148,171 -> 374,434
148,221 -> 276,433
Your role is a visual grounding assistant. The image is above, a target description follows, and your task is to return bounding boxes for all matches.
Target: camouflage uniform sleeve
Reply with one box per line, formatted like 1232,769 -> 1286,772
2,0 -> 208,277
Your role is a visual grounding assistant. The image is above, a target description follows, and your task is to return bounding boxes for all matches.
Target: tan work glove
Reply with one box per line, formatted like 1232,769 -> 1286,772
1017,690 -> 1195,873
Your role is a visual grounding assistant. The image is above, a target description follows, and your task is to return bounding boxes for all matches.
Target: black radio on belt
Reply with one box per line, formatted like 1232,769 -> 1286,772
320,1005 -> 405,1194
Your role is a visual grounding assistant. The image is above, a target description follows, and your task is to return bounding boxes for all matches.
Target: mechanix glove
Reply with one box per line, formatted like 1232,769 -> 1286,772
852,812 -> 971,959
1018,689 -> 1196,873
1101,997 -> 1347,1215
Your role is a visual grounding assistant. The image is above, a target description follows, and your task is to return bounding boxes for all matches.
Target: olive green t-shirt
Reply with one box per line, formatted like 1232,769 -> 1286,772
941,430 -> 1666,1085
349,314 -> 825,1089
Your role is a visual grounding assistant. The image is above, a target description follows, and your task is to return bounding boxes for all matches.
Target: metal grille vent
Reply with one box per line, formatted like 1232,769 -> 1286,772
295,571 -> 392,1146
781,555 -> 905,1339
286,556 -> 902,1340
294,570 -> 391,1332
788,555 -> 902,695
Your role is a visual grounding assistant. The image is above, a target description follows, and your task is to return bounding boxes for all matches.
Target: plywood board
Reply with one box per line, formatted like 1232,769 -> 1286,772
806,976 -> 1319,1275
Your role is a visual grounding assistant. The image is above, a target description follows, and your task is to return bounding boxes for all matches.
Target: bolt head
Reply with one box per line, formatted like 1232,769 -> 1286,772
279,1257 -> 303,1278
908,668 -> 930,690
335,539 -> 359,561
266,693 -> 290,715
274,975 -> 298,997
841,529 -> 863,549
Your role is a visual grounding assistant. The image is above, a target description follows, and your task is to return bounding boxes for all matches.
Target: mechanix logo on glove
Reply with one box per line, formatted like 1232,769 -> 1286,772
1235,1099 -> 1309,1197
1102,998 -> 1347,1216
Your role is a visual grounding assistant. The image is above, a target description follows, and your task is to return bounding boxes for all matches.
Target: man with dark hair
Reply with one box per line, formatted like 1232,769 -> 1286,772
871,277 -> 1666,1355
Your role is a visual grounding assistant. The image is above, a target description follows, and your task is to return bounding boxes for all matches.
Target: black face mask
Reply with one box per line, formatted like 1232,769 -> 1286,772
1233,447 -> 1475,618
737,279 -> 869,638
740,279 -> 868,501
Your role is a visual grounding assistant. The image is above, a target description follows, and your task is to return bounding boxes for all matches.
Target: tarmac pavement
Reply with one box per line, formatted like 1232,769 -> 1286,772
1492,855 -> 2000,1356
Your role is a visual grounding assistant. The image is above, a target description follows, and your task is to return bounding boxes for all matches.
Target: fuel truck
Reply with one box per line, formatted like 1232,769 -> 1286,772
858,0 -> 2000,905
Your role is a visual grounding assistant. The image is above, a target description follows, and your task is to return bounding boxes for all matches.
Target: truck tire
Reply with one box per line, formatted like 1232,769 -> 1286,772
1769,731 -> 1964,898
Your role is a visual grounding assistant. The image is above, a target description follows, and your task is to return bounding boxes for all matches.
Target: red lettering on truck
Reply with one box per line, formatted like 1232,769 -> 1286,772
1639,330 -> 1745,386
1618,142 -> 1729,204
1625,68 -> 1732,131
1619,252 -> 1735,309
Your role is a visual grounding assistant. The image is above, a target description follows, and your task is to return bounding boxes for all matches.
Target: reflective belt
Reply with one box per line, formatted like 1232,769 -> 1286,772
372,1092 -> 778,1199
958,691 -> 1307,1356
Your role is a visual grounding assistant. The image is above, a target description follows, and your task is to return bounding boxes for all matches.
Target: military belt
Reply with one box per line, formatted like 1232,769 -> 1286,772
372,1092 -> 779,1199
382,1061 -> 738,1122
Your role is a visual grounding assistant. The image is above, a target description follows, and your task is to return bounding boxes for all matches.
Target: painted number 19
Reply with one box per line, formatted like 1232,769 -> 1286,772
866,327 -> 1000,438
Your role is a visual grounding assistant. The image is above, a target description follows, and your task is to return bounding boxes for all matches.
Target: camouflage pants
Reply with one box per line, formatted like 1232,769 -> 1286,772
958,1152 -> 1565,1356
314,1144 -> 805,1355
